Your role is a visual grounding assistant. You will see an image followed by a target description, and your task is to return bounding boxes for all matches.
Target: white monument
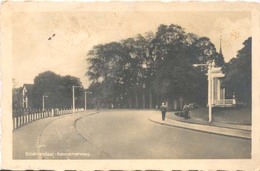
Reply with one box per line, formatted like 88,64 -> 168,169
208,66 -> 235,107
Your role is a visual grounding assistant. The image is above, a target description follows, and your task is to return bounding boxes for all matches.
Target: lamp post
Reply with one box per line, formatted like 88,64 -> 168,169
193,62 -> 213,122
72,85 -> 82,113
42,95 -> 48,111
85,91 -> 92,110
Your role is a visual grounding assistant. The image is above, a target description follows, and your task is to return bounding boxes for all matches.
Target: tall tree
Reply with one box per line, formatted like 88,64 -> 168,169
33,71 -> 83,109
222,37 -> 251,105
151,24 -> 208,108
86,42 -> 131,108
86,24 -> 222,109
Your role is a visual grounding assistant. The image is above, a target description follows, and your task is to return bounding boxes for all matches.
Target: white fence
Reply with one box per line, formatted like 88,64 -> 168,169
13,108 -> 84,130
213,99 -> 235,106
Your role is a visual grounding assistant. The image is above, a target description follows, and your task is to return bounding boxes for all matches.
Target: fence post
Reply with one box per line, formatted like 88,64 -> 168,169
16,117 -> 18,129
22,115 -> 24,126
20,116 -> 23,126
13,117 -> 16,130
19,116 -> 21,126
21,115 -> 24,126
18,116 -> 20,128
20,116 -> 22,126
13,118 -> 15,130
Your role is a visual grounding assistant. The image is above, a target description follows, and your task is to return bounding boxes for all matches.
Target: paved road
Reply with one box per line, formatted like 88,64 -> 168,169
13,110 -> 251,159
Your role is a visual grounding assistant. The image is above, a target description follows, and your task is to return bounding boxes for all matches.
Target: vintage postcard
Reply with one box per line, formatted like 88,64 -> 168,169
1,1 -> 260,170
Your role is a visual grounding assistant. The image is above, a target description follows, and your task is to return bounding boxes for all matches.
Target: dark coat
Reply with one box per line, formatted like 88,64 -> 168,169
160,105 -> 167,112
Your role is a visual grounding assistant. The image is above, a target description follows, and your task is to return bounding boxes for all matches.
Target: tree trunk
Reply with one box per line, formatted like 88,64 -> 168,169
149,87 -> 152,109
135,91 -> 138,109
142,91 -> 145,109
129,97 -> 132,109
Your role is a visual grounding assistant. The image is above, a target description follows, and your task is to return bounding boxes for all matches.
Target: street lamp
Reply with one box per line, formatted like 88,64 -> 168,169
72,85 -> 82,113
42,95 -> 48,111
85,91 -> 92,110
193,62 -> 213,122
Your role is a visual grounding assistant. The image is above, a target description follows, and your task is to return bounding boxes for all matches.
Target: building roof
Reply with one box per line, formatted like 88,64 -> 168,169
23,84 -> 33,90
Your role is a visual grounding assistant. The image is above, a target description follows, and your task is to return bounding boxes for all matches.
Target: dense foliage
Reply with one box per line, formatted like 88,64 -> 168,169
32,71 -> 84,109
222,37 -> 251,106
86,24 -> 224,110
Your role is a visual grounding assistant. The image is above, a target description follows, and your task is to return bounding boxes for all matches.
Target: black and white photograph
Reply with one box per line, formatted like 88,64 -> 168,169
1,1 -> 260,170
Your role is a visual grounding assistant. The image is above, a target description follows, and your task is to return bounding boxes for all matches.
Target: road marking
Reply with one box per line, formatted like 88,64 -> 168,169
36,111 -> 98,159
73,112 -> 113,159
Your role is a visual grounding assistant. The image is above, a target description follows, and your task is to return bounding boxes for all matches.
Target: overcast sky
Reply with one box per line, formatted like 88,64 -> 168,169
12,11 -> 251,88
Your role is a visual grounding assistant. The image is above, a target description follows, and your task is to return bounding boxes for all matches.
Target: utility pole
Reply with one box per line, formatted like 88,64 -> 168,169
193,62 -> 213,122
72,85 -> 82,113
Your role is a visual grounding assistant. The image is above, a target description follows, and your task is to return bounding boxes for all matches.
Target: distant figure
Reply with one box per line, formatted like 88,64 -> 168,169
183,103 -> 190,119
160,103 -> 167,121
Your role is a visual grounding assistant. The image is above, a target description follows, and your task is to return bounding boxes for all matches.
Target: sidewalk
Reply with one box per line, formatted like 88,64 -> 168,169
149,113 -> 251,140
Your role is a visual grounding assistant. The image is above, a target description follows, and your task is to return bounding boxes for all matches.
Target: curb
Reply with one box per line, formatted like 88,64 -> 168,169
169,112 -> 251,131
149,116 -> 251,140
167,116 -> 251,131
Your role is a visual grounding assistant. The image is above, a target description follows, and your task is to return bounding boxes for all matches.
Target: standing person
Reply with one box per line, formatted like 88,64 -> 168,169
160,103 -> 167,121
183,103 -> 190,119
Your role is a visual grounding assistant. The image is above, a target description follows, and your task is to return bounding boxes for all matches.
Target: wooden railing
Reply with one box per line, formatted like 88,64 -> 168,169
12,108 -> 84,130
